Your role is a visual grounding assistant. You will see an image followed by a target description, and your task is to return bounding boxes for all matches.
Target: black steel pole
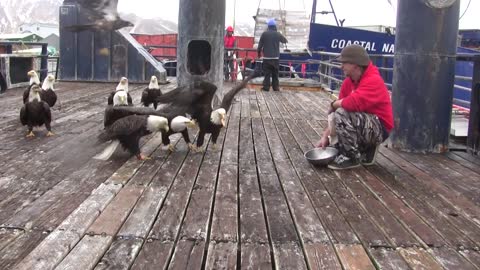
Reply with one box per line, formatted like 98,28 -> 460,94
467,58 -> 480,154
389,0 -> 460,153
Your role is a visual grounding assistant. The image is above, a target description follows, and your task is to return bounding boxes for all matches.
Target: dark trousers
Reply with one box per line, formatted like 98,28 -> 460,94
0,72 -> 6,93
262,59 -> 279,91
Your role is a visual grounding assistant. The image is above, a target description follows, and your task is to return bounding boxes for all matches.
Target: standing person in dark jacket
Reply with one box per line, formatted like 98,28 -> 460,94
0,71 -> 6,93
257,18 -> 288,91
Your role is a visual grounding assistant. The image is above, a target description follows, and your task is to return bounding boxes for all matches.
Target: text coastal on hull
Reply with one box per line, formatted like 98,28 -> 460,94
330,39 -> 395,53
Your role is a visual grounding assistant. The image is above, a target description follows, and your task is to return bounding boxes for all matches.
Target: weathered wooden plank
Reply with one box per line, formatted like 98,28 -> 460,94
239,173 -> 269,244
368,248 -> 411,270
446,151 -> 480,176
430,247 -> 478,270
205,242 -> 237,269
130,240 -> 172,270
105,133 -> 164,185
0,228 -> 22,252
398,247 -> 443,270
4,184 -> 109,268
94,237 -> 143,270
251,118 -> 277,175
376,152 -> 479,248
168,240 -> 205,270
356,167 -> 445,248
0,230 -> 47,270
58,183 -> 122,233
13,230 -> 81,270
262,118 -> 358,244
381,147 -> 480,226
255,90 -> 271,118
395,151 -> 480,205
451,151 -> 480,166
210,164 -> 238,242
337,169 -> 420,247
459,250 -> 480,267
177,138 -> 224,241
148,147 -> 206,241
335,244 -> 376,270
240,243 -> 272,269
88,185 -> 145,236
304,243 -> 342,270
55,235 -> 113,270
431,154 -> 480,191
261,118 -> 289,161
125,136 -> 180,187
117,186 -> 167,238
272,242 -> 308,269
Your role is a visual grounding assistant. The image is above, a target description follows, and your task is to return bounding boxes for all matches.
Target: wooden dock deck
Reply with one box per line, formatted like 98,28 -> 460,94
0,81 -> 479,269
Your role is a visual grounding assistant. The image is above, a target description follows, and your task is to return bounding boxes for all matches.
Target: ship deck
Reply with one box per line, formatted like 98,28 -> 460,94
0,81 -> 479,269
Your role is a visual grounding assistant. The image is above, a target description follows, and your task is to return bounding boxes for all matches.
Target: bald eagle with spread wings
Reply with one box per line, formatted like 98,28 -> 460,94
154,70 -> 260,151
64,0 -> 133,32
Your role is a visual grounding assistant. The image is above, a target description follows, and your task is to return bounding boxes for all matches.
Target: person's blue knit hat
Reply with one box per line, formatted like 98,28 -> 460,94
267,18 -> 276,26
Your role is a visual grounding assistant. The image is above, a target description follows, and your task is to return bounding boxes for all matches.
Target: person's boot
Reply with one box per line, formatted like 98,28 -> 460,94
328,154 -> 361,170
361,145 -> 380,166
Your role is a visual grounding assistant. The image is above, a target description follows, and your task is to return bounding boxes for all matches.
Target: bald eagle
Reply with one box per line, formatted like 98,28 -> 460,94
40,75 -> 57,107
20,84 -> 53,137
162,115 -> 197,152
104,91 -> 139,128
141,76 -> 162,109
94,114 -> 169,160
107,77 -> 132,106
155,71 -> 259,151
23,70 -> 41,104
102,105 -> 196,152
64,0 -> 133,32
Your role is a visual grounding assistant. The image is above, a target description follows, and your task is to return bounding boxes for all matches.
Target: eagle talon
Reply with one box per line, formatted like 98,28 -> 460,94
211,143 -> 218,151
46,131 -> 54,137
167,144 -> 176,152
26,131 -> 35,138
188,143 -> 196,152
137,154 -> 151,160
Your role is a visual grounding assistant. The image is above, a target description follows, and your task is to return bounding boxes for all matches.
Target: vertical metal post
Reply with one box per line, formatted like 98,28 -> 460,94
389,0 -> 460,153
177,0 -> 225,106
40,44 -> 48,82
467,57 -> 480,154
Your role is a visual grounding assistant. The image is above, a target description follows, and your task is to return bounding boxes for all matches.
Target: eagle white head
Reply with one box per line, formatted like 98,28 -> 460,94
28,84 -> 42,102
27,70 -> 40,85
210,108 -> 226,127
113,91 -> 128,106
116,77 -> 129,92
148,76 -> 159,89
146,115 -> 169,133
41,75 -> 55,91
171,116 -> 197,132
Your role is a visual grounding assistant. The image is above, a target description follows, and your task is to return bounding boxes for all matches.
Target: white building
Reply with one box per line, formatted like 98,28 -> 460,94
19,23 -> 59,39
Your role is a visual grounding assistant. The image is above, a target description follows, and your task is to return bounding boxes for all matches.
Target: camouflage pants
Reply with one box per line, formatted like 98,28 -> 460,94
333,108 -> 385,160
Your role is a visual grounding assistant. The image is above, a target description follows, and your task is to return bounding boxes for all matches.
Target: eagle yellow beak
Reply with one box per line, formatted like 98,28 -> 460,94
120,96 -> 126,104
221,118 -> 226,127
186,120 -> 197,128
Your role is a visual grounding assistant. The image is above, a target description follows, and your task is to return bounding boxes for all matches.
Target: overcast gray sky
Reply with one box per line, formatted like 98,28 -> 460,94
118,0 -> 478,29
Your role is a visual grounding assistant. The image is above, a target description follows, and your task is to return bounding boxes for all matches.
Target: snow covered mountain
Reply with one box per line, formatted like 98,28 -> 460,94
0,0 -> 62,34
0,0 -> 254,36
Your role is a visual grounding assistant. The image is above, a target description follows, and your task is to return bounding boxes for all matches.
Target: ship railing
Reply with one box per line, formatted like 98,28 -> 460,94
312,51 -> 476,107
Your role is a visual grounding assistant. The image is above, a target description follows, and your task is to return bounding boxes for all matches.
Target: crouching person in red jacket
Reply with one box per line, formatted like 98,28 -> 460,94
317,44 -> 394,170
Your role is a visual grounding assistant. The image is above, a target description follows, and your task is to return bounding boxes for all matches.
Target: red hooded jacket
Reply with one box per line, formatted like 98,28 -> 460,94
339,62 -> 394,133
